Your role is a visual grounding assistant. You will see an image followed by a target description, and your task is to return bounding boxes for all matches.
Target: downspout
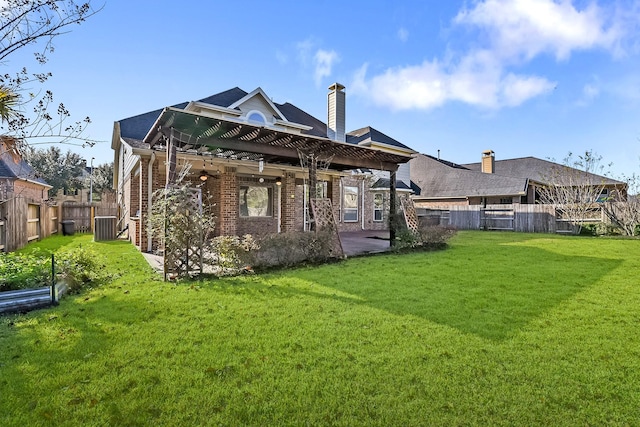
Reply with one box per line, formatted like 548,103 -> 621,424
146,151 -> 156,252
277,182 -> 282,233
339,177 -> 343,225
361,178 -> 365,230
303,178 -> 307,231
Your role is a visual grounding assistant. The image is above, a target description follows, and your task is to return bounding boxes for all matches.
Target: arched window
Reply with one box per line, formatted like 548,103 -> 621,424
246,110 -> 267,125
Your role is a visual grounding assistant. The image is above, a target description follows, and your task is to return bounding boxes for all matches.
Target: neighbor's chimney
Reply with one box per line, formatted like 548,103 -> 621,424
327,83 -> 346,142
481,150 -> 495,174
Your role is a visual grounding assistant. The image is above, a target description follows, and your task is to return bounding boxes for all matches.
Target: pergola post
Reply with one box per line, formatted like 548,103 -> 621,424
165,129 -> 177,187
389,170 -> 397,247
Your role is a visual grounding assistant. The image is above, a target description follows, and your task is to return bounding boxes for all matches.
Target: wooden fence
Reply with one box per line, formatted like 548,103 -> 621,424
0,198 -> 117,252
419,204 -> 605,234
60,202 -> 117,233
0,197 -> 59,252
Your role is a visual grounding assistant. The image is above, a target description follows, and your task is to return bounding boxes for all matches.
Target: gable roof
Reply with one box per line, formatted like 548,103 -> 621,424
227,87 -> 287,121
410,153 -> 527,199
462,156 -> 623,186
118,87 -> 248,142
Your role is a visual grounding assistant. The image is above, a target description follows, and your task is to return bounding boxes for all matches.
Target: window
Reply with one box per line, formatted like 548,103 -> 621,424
499,197 -> 512,204
343,186 -> 358,222
597,188 -> 609,202
239,186 -> 273,217
373,193 -> 384,222
247,111 -> 266,125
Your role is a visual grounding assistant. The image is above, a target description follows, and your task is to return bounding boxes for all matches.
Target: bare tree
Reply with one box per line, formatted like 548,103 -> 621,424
537,151 -> 611,234
0,1 -> 102,155
602,174 -> 640,236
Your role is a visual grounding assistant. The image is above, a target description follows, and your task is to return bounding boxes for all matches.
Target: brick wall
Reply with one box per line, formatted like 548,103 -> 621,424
12,180 -> 48,201
236,175 -> 278,236
218,166 -> 237,236
280,172 -> 297,232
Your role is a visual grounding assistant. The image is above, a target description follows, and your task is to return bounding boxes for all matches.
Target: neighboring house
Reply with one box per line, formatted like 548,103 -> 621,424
112,84 -> 415,252
410,150 -> 625,208
0,141 -> 51,202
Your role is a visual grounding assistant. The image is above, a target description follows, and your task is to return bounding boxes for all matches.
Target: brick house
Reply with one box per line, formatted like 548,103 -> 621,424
112,84 -> 415,252
410,150 -> 626,208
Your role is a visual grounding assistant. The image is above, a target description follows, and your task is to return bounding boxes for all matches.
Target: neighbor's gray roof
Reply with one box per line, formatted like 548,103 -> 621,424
463,156 -> 623,186
347,127 -> 415,152
410,154 -> 527,199
371,178 -> 413,191
0,150 -> 50,186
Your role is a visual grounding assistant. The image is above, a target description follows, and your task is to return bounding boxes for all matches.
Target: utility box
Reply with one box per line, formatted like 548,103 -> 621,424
61,220 -> 75,236
94,216 -> 116,241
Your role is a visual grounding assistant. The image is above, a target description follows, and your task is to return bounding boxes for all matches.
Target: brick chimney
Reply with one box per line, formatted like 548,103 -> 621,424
481,150 -> 495,174
327,83 -> 345,142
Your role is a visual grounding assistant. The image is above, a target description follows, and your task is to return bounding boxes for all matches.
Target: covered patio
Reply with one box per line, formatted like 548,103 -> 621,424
139,107 -> 412,240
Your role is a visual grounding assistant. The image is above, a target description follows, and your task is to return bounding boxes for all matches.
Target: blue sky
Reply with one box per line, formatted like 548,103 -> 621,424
7,0 -> 640,178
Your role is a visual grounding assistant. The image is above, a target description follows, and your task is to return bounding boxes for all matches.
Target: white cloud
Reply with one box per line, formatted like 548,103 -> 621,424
398,27 -> 409,43
352,0 -> 628,111
454,0 -> 623,61
353,54 -> 555,110
295,39 -> 340,86
313,49 -> 339,86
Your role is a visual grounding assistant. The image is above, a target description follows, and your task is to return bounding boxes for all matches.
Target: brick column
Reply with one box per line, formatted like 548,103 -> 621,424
331,176 -> 341,225
280,172 -> 297,232
131,167 -> 141,248
218,166 -> 237,236
139,157 -> 150,251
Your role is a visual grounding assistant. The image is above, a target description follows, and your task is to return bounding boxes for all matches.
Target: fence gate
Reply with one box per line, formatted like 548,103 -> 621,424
481,207 -> 514,231
27,204 -> 41,241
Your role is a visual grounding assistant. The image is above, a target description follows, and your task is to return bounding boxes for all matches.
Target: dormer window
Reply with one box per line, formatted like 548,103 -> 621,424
247,110 -> 267,125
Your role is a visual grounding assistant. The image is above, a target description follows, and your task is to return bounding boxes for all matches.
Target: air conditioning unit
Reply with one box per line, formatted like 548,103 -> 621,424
94,216 -> 116,241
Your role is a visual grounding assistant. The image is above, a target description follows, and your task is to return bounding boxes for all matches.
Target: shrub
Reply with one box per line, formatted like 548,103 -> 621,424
55,246 -> 108,294
393,224 -> 457,251
419,225 -> 458,247
0,245 -> 107,294
0,251 -> 50,292
205,235 -> 259,275
247,230 -> 337,270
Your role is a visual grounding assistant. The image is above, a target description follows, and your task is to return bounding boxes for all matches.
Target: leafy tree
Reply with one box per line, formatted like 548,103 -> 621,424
90,161 -> 113,194
537,151 -> 611,234
24,145 -> 86,197
0,1 -> 101,155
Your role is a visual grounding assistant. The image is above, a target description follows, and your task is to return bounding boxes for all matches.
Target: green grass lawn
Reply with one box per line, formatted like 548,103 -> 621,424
1,231 -> 639,426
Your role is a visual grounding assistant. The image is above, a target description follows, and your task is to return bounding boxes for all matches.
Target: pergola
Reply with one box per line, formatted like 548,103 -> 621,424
143,107 -> 413,241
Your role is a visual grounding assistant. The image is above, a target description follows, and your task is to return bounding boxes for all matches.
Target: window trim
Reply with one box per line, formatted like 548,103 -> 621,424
246,110 -> 268,125
373,193 -> 384,222
239,184 -> 274,218
343,185 -> 359,222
